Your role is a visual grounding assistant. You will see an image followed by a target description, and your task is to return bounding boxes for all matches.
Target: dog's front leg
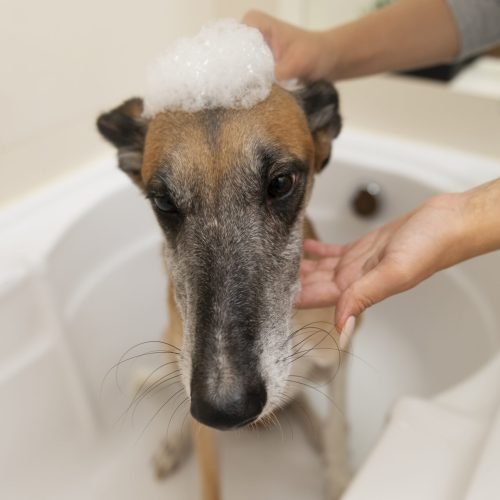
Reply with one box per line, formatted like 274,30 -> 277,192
153,282 -> 193,478
152,323 -> 192,479
193,422 -> 220,500
152,416 -> 192,478
323,352 -> 352,500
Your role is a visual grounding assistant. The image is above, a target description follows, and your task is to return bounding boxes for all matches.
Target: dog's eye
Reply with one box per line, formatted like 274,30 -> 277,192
268,174 -> 295,199
153,195 -> 177,214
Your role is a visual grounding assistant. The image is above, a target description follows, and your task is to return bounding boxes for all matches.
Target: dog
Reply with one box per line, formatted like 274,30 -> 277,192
97,79 -> 351,499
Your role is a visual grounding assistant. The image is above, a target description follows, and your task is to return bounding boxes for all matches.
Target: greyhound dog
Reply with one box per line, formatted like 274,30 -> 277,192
97,80 -> 350,499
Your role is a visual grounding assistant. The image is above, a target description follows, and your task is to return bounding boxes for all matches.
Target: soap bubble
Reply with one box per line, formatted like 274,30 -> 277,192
143,19 -> 275,116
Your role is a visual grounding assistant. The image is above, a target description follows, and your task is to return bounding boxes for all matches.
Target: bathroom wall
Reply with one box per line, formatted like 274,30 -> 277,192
302,0 -> 370,29
214,0 -> 370,27
0,0 -> 214,209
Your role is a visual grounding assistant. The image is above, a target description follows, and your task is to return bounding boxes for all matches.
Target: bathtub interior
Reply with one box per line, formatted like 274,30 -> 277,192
1,131 -> 499,499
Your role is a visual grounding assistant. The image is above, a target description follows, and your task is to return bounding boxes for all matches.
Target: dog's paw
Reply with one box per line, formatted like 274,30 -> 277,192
152,443 -> 186,479
325,472 -> 351,500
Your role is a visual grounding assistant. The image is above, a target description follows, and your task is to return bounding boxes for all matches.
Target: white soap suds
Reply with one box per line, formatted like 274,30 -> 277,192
143,19 -> 275,116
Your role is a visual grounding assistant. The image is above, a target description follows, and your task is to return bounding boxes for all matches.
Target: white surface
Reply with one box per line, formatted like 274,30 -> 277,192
144,19 -> 274,115
344,353 -> 500,500
1,128 -> 499,499
451,57 -> 500,101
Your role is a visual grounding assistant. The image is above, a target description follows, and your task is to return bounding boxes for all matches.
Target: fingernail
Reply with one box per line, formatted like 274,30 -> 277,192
339,316 -> 355,351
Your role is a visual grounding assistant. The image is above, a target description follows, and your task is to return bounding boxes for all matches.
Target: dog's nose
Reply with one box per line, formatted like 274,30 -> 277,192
190,383 -> 267,430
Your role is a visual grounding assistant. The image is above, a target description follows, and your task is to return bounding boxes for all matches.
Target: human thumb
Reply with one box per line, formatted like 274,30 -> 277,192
274,51 -> 299,82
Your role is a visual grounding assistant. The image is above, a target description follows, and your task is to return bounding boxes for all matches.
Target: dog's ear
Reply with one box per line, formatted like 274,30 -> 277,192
293,80 -> 341,172
96,97 -> 147,188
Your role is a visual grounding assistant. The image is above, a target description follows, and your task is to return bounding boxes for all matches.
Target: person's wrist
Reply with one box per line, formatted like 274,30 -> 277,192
316,28 -> 340,81
425,192 -> 470,270
460,179 -> 500,257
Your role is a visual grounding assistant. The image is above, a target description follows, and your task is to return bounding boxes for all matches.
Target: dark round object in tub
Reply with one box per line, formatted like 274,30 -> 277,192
352,183 -> 382,218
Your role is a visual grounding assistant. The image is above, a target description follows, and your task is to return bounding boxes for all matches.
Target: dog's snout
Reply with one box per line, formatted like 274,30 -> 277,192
190,382 -> 267,430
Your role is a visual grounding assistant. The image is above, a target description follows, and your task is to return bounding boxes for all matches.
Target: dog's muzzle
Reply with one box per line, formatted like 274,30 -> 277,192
190,379 -> 267,430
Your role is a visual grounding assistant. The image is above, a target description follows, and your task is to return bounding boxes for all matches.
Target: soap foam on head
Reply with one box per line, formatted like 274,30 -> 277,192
143,19 -> 275,116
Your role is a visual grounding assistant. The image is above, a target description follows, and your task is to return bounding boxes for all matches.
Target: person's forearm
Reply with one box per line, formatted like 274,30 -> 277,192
451,177 -> 500,265
323,0 -> 460,80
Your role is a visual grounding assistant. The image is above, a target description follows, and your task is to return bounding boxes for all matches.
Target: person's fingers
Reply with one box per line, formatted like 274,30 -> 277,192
300,256 -> 334,270
295,281 -> 341,309
316,256 -> 340,271
300,261 -> 315,275
339,316 -> 356,352
242,10 -> 286,62
300,259 -> 318,274
274,62 -> 293,81
300,260 -> 340,285
304,239 -> 344,258
242,10 -> 272,35
334,260 -> 412,330
274,50 -> 299,81
300,269 -> 335,286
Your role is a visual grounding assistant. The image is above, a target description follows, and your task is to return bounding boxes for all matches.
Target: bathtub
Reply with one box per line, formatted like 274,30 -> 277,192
1,127 -> 499,500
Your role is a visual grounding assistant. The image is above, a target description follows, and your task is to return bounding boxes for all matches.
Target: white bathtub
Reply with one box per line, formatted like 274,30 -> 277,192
1,128 -> 499,500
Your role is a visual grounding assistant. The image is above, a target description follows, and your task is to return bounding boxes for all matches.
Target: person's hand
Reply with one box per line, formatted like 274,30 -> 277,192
296,194 -> 468,332
242,10 -> 332,82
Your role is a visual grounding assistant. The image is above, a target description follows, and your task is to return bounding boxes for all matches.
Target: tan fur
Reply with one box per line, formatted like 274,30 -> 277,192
141,86 -> 315,188
165,280 -> 183,349
193,422 -> 220,500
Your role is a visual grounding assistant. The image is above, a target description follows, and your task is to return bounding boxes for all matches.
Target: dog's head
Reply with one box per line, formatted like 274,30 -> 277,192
97,81 -> 340,429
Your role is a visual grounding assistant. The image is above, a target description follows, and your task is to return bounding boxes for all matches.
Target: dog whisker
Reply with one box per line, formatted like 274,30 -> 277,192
115,377 -> 183,429
287,327 -> 343,388
132,361 -> 180,402
113,365 -> 181,427
140,387 -> 186,438
286,377 -> 344,418
101,347 -> 180,398
261,414 -> 273,431
282,322 -> 318,346
167,397 -> 190,445
286,323 -> 336,355
286,331 -> 332,365
269,411 -> 286,442
290,326 -> 330,352
113,350 -> 180,394
274,392 -> 293,409
129,370 -> 182,418
282,320 -> 333,346
281,393 -> 321,446
180,402 -> 192,442
288,346 -> 365,362
131,376 -> 183,425
270,396 -> 295,442
287,396 -> 318,443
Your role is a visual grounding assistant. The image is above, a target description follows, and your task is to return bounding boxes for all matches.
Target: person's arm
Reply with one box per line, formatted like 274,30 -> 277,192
244,0 -> 460,81
323,0 -> 460,80
296,178 -> 500,332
